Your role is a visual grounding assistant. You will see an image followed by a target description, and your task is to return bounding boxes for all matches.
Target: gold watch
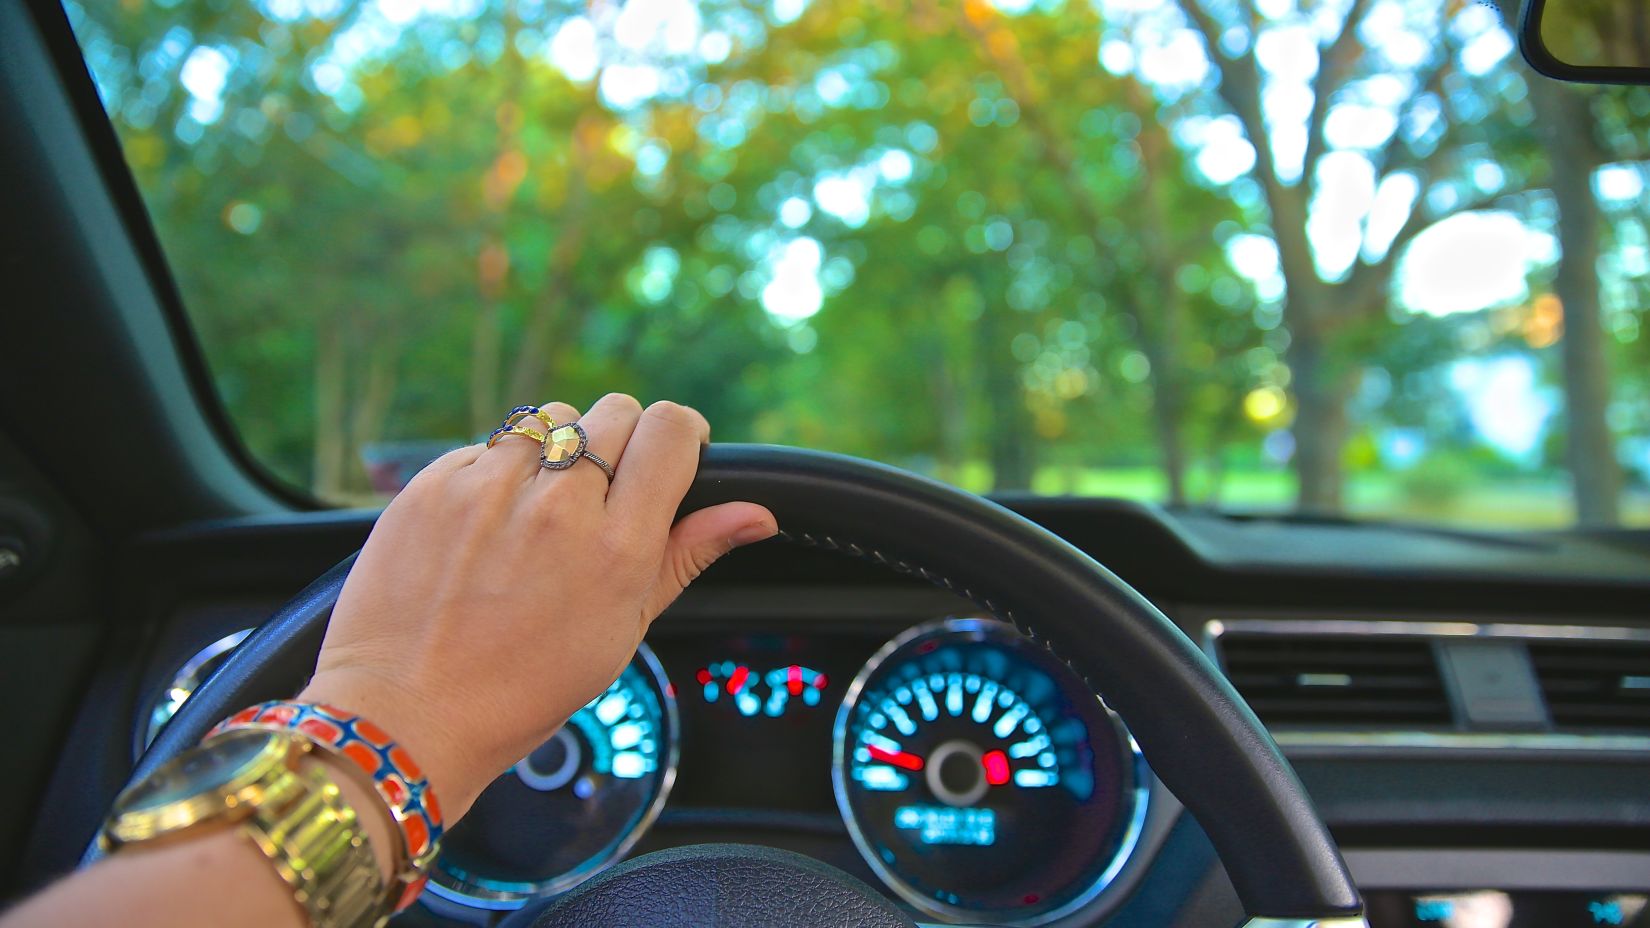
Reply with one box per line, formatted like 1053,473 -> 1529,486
101,728 -> 390,928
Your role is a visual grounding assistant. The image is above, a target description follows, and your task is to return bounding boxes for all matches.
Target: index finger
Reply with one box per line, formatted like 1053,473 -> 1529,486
605,401 -> 710,530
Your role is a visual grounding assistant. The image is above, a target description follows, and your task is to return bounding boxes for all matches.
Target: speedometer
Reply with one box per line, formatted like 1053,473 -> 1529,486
834,618 -> 1147,925
425,643 -> 678,912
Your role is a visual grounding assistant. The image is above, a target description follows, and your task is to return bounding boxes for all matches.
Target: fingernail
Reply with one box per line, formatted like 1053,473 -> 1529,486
731,522 -> 777,546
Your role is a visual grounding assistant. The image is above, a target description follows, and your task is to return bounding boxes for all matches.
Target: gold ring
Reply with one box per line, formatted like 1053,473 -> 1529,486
487,406 -> 556,449
541,422 -> 616,483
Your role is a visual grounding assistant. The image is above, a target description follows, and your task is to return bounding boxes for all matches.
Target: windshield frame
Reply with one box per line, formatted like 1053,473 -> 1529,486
26,0 -> 325,513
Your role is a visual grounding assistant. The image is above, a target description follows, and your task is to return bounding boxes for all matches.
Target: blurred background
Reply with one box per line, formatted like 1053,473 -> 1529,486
64,0 -> 1650,527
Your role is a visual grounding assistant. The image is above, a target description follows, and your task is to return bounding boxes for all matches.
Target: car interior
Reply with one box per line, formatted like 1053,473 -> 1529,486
2,0 -> 1648,925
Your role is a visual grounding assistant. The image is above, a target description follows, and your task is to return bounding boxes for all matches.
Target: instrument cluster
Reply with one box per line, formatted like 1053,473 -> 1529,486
836,619 -> 1147,924
147,619 -> 1151,926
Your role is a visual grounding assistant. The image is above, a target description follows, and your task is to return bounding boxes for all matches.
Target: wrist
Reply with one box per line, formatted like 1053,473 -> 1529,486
296,671 -> 481,823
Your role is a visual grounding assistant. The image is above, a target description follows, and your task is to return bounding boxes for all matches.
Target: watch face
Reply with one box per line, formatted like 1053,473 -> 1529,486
122,729 -> 279,813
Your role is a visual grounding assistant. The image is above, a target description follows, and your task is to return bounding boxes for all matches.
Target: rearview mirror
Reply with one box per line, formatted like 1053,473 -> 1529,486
1520,0 -> 1650,84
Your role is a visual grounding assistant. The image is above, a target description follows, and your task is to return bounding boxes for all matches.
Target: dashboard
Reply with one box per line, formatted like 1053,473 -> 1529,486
17,501 -> 1650,927
142,616 -> 1157,926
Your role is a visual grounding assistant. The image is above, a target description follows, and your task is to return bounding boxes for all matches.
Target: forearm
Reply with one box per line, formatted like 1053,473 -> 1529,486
0,755 -> 398,928
3,396 -> 770,928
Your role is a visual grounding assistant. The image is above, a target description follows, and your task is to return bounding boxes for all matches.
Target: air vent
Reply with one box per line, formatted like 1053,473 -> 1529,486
1529,639 -> 1650,732
1215,630 -> 1451,727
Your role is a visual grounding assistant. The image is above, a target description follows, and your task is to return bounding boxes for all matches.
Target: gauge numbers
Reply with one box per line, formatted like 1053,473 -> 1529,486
834,618 -> 1147,926
426,644 -> 678,912
849,668 -> 1077,802
697,660 -> 829,717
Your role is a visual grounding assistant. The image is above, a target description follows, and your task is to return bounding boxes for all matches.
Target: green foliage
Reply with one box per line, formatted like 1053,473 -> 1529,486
61,0 -> 1650,525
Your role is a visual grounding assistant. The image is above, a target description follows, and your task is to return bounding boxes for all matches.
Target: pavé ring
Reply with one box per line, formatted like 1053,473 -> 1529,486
540,421 -> 615,483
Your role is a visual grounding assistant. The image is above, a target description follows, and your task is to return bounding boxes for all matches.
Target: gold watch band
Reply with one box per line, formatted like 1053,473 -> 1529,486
238,753 -> 390,928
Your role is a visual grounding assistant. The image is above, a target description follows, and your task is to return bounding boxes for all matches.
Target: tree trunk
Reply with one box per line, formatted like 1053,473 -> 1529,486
312,315 -> 347,500
985,312 -> 1035,490
504,137 -> 591,403
1289,325 -> 1346,514
347,338 -> 399,496
1143,338 -> 1188,506
469,297 -> 502,436
1530,80 -> 1621,527
1198,383 -> 1244,504
1153,408 -> 1188,506
930,305 -> 963,485
929,345 -> 969,483
988,387 -> 1036,490
1133,113 -> 1189,507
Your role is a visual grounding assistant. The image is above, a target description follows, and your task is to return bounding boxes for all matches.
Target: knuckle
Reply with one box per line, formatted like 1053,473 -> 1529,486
600,392 -> 644,414
671,544 -> 721,591
645,400 -> 696,430
671,557 -> 701,592
407,449 -> 462,484
398,460 -> 459,501
433,445 -> 478,468
398,467 -> 443,498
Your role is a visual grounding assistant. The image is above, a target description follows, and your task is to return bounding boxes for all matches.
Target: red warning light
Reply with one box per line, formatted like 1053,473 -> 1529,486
695,668 -> 712,686
727,665 -> 750,694
982,749 -> 1010,786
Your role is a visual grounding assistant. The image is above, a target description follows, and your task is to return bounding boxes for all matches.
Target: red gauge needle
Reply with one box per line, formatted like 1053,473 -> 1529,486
867,745 -> 925,771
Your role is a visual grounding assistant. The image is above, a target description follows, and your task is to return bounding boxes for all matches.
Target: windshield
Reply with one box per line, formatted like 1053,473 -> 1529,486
65,0 -> 1649,527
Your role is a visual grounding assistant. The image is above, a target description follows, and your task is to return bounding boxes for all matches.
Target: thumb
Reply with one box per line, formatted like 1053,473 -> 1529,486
647,502 -> 778,618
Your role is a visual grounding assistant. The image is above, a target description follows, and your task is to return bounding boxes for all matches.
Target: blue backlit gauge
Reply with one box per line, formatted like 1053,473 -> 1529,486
425,644 -> 677,912
696,661 -> 828,717
833,618 -> 1148,926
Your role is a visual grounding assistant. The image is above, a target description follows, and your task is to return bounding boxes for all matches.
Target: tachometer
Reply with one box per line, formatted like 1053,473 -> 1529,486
833,618 -> 1147,925
425,643 -> 678,911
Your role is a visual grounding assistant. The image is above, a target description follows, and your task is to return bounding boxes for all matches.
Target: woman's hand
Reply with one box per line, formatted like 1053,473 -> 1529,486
298,395 -> 776,821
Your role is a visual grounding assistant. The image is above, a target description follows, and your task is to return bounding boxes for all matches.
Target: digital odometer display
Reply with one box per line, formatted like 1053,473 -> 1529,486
425,644 -> 677,911
833,618 -> 1147,926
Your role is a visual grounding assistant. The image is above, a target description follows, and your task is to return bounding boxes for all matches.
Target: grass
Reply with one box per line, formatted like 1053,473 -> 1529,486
943,464 -> 1650,530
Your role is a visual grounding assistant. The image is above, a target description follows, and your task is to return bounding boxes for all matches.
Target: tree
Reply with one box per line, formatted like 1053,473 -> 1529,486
1133,0 -> 1528,511
1525,73 -> 1630,526
70,0 -> 1643,526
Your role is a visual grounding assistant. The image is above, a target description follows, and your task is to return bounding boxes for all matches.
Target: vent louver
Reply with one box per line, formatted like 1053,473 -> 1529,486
1529,639 -> 1650,732
1215,631 -> 1451,727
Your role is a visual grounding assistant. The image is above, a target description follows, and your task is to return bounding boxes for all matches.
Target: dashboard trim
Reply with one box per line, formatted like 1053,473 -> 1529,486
1205,618 -> 1650,643
1344,848 -> 1650,891
1240,911 -> 1372,918
1272,730 -> 1650,754
1206,617 -> 1650,755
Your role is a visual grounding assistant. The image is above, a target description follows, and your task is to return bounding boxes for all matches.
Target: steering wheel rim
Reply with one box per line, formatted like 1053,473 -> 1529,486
94,444 -> 1362,923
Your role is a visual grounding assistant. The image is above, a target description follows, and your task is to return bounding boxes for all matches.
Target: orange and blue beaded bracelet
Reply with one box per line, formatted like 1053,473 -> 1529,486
211,701 -> 443,910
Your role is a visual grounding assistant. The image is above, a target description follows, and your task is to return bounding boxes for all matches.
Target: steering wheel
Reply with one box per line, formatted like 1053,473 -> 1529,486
93,446 -> 1363,927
